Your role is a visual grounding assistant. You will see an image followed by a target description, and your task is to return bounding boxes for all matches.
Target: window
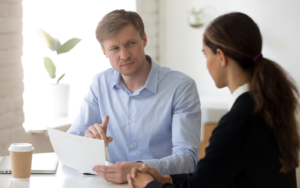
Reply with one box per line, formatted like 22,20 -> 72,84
22,0 -> 136,130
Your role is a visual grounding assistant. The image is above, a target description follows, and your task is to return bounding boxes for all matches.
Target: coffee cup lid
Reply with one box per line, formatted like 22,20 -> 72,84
8,143 -> 34,152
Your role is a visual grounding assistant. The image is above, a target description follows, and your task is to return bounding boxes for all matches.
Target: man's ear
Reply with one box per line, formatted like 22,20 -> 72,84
101,47 -> 108,58
216,49 -> 227,67
143,33 -> 147,48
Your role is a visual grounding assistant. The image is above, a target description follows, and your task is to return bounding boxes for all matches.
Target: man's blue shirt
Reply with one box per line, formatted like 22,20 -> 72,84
67,56 -> 201,175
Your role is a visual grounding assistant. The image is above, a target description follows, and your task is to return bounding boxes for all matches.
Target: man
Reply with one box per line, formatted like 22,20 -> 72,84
67,9 -> 201,184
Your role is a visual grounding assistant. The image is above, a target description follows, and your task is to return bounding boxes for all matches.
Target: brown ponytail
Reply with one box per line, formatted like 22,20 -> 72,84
250,58 -> 300,172
204,12 -> 300,173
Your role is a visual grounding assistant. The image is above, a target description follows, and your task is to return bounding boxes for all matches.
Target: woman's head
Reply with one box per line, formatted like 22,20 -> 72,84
204,12 -> 262,66
203,12 -> 263,88
203,12 -> 300,173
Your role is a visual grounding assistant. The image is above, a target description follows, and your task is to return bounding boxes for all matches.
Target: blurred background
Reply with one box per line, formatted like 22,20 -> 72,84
0,0 -> 300,185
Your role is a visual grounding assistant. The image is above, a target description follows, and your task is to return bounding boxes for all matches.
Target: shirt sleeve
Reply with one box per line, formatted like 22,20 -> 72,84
67,79 -> 101,136
141,79 -> 201,175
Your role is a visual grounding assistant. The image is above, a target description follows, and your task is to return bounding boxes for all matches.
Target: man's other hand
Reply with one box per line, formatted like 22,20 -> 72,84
85,115 -> 113,147
93,161 -> 143,184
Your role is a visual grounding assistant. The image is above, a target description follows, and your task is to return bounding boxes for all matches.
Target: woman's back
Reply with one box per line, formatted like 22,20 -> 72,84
201,92 -> 297,187
144,92 -> 297,188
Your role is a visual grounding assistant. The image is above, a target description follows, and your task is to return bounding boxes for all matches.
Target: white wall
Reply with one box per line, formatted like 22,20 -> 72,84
159,0 -> 300,98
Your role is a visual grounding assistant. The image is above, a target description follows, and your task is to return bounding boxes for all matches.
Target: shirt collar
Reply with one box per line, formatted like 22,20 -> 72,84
143,55 -> 158,93
228,83 -> 249,111
112,55 -> 159,94
113,71 -> 123,89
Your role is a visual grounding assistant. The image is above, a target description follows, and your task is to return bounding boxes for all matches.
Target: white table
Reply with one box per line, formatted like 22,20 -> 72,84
0,162 -> 129,188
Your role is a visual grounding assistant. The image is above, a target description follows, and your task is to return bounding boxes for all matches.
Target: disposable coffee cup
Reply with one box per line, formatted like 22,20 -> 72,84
8,143 -> 34,180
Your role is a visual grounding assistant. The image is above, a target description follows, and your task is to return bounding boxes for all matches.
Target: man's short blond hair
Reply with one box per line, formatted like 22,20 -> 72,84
95,9 -> 145,47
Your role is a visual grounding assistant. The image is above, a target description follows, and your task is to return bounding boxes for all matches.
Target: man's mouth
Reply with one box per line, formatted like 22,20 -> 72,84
121,62 -> 134,66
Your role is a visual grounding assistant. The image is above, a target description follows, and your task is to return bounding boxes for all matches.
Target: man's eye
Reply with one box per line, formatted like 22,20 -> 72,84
129,42 -> 135,45
111,47 -> 119,51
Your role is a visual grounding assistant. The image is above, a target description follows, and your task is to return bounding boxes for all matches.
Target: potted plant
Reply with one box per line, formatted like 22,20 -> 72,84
188,7 -> 206,28
38,29 -> 81,117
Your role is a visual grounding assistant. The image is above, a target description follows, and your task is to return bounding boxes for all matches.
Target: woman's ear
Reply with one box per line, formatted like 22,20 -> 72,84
216,49 -> 227,67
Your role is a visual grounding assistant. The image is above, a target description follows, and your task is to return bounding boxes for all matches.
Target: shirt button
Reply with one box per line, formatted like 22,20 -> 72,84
129,120 -> 133,124
131,145 -> 134,148
131,96 -> 133,99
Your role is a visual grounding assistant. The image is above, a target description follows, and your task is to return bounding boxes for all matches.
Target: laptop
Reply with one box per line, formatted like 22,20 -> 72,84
0,152 -> 58,174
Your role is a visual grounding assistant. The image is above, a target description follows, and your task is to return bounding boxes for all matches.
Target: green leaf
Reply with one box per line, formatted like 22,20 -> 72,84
44,57 -> 56,79
38,29 -> 56,51
57,38 -> 81,55
56,73 -> 65,84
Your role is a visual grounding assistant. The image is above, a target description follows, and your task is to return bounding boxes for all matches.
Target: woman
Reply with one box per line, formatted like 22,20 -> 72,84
127,12 -> 300,188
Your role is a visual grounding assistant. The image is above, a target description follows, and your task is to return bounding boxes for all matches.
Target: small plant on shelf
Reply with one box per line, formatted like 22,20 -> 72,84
38,29 -> 81,84
188,7 -> 206,28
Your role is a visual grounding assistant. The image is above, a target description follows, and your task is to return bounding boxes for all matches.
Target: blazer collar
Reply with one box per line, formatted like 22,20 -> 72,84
228,83 -> 249,111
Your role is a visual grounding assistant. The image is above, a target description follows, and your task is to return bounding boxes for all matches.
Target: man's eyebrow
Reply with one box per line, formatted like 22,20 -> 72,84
126,39 -> 136,43
109,45 -> 118,49
108,39 -> 136,48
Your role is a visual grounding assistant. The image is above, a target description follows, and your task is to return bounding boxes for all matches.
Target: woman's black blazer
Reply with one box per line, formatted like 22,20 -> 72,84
146,92 -> 297,188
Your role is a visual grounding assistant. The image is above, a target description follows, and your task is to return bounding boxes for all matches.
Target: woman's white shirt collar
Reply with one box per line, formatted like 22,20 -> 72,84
228,83 -> 249,111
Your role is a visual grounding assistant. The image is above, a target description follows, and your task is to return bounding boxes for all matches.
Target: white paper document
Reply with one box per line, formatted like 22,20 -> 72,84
47,128 -> 107,174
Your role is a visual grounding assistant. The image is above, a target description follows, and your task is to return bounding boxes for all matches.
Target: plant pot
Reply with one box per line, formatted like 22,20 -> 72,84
188,14 -> 204,28
45,84 -> 70,118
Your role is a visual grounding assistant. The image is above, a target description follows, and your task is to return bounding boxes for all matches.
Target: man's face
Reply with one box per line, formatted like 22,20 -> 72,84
102,24 -> 147,76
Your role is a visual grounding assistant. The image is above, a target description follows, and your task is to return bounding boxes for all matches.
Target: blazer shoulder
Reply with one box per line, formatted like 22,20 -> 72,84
224,94 -> 254,121
230,92 -> 254,112
216,93 -> 257,136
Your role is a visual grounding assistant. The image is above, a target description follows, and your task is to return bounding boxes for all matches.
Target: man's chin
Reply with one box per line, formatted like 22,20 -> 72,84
120,71 -> 138,77
120,68 -> 142,77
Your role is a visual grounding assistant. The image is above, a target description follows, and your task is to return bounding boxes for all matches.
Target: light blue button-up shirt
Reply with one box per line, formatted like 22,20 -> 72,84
67,56 -> 201,175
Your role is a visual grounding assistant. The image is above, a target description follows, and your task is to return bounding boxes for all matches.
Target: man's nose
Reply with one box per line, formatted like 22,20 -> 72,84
120,47 -> 130,60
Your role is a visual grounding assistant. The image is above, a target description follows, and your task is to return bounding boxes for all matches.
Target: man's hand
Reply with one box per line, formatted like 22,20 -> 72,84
130,163 -> 172,184
93,161 -> 143,184
127,172 -> 154,188
85,115 -> 113,146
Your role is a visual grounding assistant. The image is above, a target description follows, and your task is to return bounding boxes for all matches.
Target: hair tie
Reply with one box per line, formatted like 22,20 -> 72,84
253,53 -> 263,62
